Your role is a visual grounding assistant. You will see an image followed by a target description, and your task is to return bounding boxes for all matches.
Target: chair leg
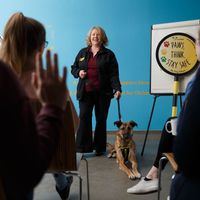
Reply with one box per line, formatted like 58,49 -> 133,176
63,156 -> 90,200
158,156 -> 167,200
63,171 -> 83,200
81,157 -> 90,200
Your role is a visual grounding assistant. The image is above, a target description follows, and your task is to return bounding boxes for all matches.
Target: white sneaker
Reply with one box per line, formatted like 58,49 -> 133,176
127,177 -> 158,194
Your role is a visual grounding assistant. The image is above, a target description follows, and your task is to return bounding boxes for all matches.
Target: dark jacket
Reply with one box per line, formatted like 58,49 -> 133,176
174,66 -> 200,179
0,60 -> 64,199
71,46 -> 122,100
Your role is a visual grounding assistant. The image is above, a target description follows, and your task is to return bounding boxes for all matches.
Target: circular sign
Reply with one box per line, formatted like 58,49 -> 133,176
156,32 -> 198,76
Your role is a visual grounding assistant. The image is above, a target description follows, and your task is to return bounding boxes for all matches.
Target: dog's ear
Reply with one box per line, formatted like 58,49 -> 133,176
114,120 -> 122,128
129,120 -> 138,128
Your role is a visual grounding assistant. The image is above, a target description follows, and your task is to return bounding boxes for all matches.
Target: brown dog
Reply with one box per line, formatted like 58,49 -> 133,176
107,120 -> 141,180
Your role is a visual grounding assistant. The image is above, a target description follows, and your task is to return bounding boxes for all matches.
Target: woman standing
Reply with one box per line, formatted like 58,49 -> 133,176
71,26 -> 122,155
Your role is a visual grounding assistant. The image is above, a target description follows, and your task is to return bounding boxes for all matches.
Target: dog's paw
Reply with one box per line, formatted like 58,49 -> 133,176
128,173 -> 136,180
111,153 -> 116,158
135,172 -> 142,179
107,153 -> 112,158
132,171 -> 142,179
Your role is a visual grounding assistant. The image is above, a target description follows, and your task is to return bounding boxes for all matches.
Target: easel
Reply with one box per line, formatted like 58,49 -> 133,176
144,22 -> 198,156
141,94 -> 183,156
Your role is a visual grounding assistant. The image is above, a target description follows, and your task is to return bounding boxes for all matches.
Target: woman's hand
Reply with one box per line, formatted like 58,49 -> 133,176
79,70 -> 87,79
114,91 -> 121,100
32,50 -> 68,110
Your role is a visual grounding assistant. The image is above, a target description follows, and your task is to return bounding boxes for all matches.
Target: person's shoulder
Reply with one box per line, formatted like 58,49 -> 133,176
75,47 -> 89,58
101,47 -> 115,55
78,47 -> 89,53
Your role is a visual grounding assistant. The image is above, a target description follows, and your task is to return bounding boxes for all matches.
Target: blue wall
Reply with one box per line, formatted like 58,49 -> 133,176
0,0 -> 199,130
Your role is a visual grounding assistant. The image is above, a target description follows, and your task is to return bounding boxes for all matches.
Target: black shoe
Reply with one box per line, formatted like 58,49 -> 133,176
56,176 -> 73,200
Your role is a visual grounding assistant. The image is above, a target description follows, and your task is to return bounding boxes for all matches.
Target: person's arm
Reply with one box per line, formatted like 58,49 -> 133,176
0,50 -> 68,196
174,67 -> 200,178
71,48 -> 88,79
71,50 -> 83,78
108,50 -> 122,98
31,49 -> 68,170
1,97 -> 64,197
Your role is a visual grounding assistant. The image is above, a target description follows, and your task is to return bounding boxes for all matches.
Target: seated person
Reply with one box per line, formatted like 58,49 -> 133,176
127,62 -> 196,194
170,35 -> 200,200
0,12 -> 77,200
0,51 -> 67,199
127,118 -> 175,193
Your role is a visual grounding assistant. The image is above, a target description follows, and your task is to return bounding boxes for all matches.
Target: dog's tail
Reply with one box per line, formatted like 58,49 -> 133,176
106,143 -> 116,158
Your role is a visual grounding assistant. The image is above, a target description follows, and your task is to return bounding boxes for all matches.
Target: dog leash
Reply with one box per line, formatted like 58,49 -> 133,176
117,98 -> 122,122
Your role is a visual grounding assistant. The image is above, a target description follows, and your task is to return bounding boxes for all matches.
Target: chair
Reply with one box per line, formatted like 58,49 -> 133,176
47,97 -> 90,200
62,153 -> 90,200
158,153 -> 178,200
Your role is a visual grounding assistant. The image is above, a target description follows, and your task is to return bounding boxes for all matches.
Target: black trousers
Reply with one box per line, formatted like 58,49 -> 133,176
76,91 -> 111,153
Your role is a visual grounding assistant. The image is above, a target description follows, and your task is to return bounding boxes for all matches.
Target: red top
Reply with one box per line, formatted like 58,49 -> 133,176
85,53 -> 100,92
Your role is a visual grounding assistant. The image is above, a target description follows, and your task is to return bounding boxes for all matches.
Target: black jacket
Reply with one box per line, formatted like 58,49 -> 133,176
174,66 -> 200,179
71,46 -> 122,100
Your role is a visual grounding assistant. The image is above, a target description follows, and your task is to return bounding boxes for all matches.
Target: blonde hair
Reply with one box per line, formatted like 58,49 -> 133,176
86,26 -> 108,47
0,12 -> 45,75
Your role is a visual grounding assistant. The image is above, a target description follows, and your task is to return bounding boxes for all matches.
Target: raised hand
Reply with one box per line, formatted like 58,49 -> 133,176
32,50 -> 68,110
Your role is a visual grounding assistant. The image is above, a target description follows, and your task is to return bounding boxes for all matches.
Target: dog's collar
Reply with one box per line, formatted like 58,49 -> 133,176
118,144 -> 131,149
119,146 -> 130,162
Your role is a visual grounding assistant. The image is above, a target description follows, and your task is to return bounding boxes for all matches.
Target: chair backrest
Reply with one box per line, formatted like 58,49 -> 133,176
48,96 -> 79,171
162,153 -> 178,172
31,96 -> 79,172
